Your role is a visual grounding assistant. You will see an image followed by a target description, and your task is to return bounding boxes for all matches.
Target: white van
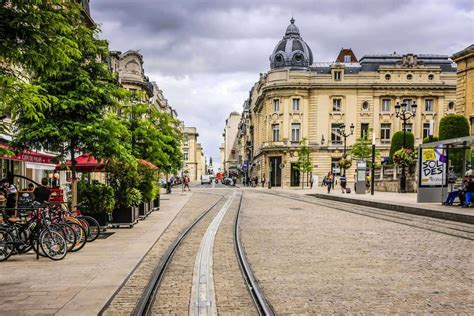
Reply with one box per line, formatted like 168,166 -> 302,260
201,175 -> 212,185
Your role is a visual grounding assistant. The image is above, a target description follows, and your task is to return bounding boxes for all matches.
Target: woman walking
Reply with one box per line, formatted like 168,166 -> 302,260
326,172 -> 334,194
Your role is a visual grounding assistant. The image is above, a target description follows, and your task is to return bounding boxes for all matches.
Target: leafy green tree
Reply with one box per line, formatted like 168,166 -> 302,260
11,15 -> 131,206
0,1 -> 83,125
389,131 -> 414,162
296,138 -> 312,189
439,114 -> 470,173
422,136 -> 439,144
350,137 -> 380,166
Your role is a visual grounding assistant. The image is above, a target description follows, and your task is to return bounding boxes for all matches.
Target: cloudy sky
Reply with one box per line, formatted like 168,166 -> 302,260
90,0 -> 473,167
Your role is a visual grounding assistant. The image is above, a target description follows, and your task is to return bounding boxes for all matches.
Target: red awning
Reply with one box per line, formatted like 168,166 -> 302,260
62,154 -> 106,172
138,159 -> 159,170
0,144 -> 57,164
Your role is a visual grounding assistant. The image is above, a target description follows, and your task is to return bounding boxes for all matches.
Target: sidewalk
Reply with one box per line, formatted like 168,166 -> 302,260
252,186 -> 474,224
0,191 -> 192,315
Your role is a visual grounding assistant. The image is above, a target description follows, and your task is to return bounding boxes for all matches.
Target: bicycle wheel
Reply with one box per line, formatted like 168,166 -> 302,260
39,230 -> 67,260
0,229 -> 14,261
79,216 -> 100,242
56,223 -> 77,252
67,221 -> 87,252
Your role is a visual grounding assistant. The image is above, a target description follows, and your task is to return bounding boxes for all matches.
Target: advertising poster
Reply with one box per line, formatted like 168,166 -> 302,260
419,147 -> 447,187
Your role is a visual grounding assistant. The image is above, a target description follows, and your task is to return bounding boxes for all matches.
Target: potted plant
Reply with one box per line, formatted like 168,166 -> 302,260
137,160 -> 160,218
338,157 -> 353,171
77,180 -> 115,227
393,148 -> 417,167
107,159 -> 143,227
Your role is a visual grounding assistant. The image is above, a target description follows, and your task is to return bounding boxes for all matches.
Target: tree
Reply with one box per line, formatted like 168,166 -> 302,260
389,131 -> 414,162
439,115 -> 470,173
0,1 -> 84,126
422,136 -> 439,144
11,13 -> 131,206
439,115 -> 470,140
296,138 -> 312,189
350,137 -> 380,166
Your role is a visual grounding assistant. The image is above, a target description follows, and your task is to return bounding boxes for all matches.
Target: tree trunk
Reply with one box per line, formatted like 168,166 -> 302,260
70,144 -> 77,209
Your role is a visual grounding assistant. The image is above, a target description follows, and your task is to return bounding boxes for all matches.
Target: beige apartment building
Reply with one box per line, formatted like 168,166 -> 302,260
221,112 -> 241,174
240,19 -> 457,188
452,44 -> 474,134
182,126 -> 206,181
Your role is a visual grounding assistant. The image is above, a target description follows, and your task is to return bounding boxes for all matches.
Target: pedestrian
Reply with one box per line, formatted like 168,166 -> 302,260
326,172 -> 333,194
33,177 -> 51,204
463,176 -> 474,207
310,174 -> 314,189
184,175 -> 191,191
340,173 -> 347,193
254,176 -> 258,188
261,176 -> 266,188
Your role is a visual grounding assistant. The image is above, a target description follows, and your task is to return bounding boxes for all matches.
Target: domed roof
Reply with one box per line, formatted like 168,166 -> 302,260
270,18 -> 313,69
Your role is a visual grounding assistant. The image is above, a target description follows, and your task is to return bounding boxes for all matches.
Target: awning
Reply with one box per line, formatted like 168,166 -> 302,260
0,143 -> 57,164
60,154 -> 106,172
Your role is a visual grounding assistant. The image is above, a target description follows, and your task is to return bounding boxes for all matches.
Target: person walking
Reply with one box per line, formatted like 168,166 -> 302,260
261,176 -> 266,188
254,176 -> 258,188
340,173 -> 347,193
326,172 -> 333,194
183,175 -> 191,191
310,174 -> 314,189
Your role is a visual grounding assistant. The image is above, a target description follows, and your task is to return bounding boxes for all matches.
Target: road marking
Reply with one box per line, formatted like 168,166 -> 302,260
190,191 -> 236,316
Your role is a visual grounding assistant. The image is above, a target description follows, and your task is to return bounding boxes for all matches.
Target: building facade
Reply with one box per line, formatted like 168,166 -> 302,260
239,19 -> 457,188
182,126 -> 205,181
221,112 -> 241,174
452,44 -> 474,134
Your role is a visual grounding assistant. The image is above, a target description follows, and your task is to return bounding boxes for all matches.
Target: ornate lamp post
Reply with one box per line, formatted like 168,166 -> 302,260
338,123 -> 354,175
394,101 -> 417,193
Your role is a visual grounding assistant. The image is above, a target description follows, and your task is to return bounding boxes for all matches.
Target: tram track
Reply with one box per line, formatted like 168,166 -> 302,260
259,190 -> 474,241
133,188 -> 273,315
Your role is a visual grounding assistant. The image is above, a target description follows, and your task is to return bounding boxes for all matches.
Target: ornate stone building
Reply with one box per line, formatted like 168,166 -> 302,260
452,44 -> 474,134
182,126 -> 205,181
221,112 -> 241,174
240,19 -> 457,187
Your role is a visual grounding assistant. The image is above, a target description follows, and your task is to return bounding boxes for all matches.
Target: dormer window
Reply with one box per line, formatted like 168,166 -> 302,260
344,55 -> 351,63
334,71 -> 342,81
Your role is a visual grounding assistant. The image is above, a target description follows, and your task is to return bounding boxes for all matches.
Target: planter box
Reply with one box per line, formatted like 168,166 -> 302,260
153,195 -> 160,210
111,206 -> 138,228
138,201 -> 150,219
82,212 -> 109,229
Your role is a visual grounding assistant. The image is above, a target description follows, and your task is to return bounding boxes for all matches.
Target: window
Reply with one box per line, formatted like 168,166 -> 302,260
381,123 -> 391,142
423,123 -> 431,139
334,71 -> 342,81
291,123 -> 301,142
407,74 -> 413,80
331,124 -> 342,144
403,99 -> 413,112
448,101 -> 455,111
344,55 -> 351,63
425,99 -> 433,112
272,124 -> 279,142
382,99 -> 391,112
362,101 -> 369,111
361,123 -> 369,139
404,123 -> 413,133
292,99 -> 300,111
333,98 -> 342,112
183,151 -> 189,161
385,74 -> 391,80
273,99 -> 280,112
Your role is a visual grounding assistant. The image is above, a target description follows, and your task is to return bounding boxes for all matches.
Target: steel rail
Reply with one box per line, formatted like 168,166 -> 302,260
259,190 -> 474,241
133,194 -> 226,316
234,192 -> 275,315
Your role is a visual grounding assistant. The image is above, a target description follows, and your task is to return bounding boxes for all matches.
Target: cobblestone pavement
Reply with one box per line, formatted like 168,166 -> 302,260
0,191 -> 191,316
103,192 -> 222,315
240,189 -> 474,314
150,191 -> 229,314
212,193 -> 256,314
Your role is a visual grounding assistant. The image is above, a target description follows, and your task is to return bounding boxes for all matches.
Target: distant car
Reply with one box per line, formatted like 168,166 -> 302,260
201,175 -> 212,185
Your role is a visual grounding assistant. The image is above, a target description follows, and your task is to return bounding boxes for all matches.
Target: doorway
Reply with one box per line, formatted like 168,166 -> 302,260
269,156 -> 282,187
290,163 -> 300,186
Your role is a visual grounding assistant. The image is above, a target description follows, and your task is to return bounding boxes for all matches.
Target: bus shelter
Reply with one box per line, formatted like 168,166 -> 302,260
417,136 -> 474,203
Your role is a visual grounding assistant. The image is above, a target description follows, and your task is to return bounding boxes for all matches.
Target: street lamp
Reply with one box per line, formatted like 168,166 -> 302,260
394,100 -> 417,193
338,123 -> 355,175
